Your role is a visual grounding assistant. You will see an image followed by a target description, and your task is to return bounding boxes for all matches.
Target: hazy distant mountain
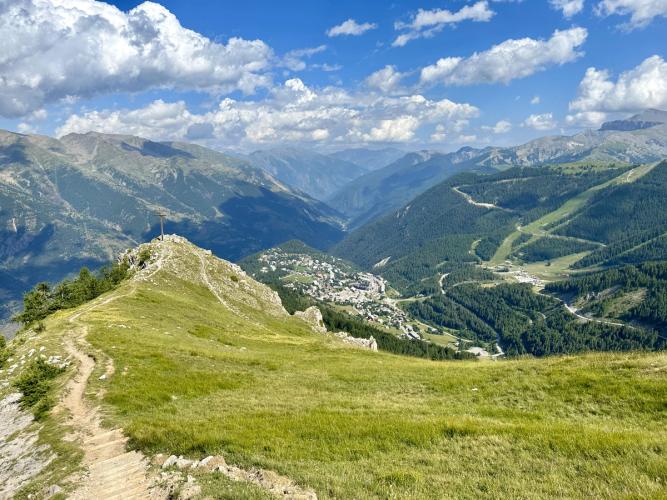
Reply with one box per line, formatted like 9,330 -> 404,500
328,147 -> 406,171
327,149 -> 494,228
329,110 -> 667,228
475,109 -> 667,168
0,130 -> 344,325
600,109 -> 667,132
248,147 -> 367,201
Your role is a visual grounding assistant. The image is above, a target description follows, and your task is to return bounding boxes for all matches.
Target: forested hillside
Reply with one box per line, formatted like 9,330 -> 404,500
409,281 -> 661,356
547,262 -> 667,337
560,162 -> 667,266
334,162 -> 667,356
334,166 -> 628,290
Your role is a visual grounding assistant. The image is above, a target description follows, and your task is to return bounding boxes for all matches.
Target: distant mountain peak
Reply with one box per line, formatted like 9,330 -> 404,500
248,147 -> 367,201
630,109 -> 667,123
599,108 -> 667,132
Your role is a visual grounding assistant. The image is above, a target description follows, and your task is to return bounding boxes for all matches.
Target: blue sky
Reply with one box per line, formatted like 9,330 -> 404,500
1,0 -> 666,152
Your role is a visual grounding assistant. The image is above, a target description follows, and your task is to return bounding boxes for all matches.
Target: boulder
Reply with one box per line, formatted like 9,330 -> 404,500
162,455 -> 178,468
294,306 -> 327,333
334,332 -> 378,351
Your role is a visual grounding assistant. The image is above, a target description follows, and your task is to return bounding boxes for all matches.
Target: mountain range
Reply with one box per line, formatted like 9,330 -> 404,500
327,147 -> 406,171
246,147 -> 367,201
328,109 -> 667,228
0,130 -> 343,326
3,109 -> 667,330
328,148 -> 496,228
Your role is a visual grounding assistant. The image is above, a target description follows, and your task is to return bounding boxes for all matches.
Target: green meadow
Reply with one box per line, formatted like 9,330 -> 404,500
9,241 -> 667,498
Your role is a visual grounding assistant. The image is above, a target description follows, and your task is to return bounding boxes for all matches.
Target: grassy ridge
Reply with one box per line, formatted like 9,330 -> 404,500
37,243 -> 661,499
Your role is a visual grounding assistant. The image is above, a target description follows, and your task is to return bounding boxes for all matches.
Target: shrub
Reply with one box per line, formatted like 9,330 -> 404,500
138,248 -> 152,267
14,359 -> 66,420
0,336 -> 9,369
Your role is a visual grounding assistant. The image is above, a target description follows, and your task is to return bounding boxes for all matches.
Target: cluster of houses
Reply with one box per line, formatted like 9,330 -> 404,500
256,250 -> 425,339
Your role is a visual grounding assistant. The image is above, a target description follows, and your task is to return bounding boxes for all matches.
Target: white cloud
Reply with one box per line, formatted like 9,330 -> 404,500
365,65 -> 405,93
327,19 -> 377,37
565,111 -> 609,127
0,0 -> 273,117
57,99 -> 195,138
550,0 -> 585,18
393,1 -> 494,47
419,28 -> 588,86
57,78 -> 480,147
363,116 -> 420,142
17,122 -> 37,134
523,113 -> 557,130
569,55 -> 667,114
531,96 -> 541,105
430,124 -> 447,142
483,120 -> 513,134
596,0 -> 667,29
281,45 -> 327,71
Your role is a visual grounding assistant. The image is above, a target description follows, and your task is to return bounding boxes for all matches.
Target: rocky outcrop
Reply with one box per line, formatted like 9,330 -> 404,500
295,306 -> 327,333
295,306 -> 378,351
0,393 -> 54,496
158,453 -> 317,499
333,332 -> 378,351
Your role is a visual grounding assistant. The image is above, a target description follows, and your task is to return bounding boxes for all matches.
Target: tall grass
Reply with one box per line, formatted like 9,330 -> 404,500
61,264 -> 667,499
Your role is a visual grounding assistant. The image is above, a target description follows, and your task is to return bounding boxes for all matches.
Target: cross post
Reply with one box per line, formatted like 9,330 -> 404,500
156,212 -> 167,241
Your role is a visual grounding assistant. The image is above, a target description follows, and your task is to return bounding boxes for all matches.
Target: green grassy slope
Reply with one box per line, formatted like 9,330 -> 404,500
5,238 -> 666,498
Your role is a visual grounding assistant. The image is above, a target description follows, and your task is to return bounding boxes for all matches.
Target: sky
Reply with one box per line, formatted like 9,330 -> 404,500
0,0 -> 666,152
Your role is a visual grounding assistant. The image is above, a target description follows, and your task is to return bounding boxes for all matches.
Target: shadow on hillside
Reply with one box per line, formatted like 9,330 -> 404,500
142,188 -> 345,262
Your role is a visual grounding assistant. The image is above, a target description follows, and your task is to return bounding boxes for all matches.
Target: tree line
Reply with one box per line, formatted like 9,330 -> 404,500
13,261 -> 131,327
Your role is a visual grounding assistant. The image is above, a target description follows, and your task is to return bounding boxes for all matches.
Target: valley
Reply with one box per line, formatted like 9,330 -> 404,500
2,121 -> 667,498
2,2 -> 667,498
333,160 -> 667,356
1,237 -> 665,498
241,242 -> 455,345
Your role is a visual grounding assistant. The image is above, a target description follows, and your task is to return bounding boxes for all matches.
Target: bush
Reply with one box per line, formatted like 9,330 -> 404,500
138,248 -> 152,267
14,359 -> 66,420
0,336 -> 9,369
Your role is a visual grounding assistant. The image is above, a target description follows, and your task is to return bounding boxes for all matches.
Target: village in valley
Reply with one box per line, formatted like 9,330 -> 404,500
252,247 -> 431,341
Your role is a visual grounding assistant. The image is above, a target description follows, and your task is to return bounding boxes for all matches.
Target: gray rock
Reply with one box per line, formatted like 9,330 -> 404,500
175,456 -> 194,469
295,306 -> 327,333
46,484 -> 62,498
162,455 -> 178,468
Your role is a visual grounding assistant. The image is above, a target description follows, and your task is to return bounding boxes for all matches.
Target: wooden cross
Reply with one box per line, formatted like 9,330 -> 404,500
156,212 -> 167,241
